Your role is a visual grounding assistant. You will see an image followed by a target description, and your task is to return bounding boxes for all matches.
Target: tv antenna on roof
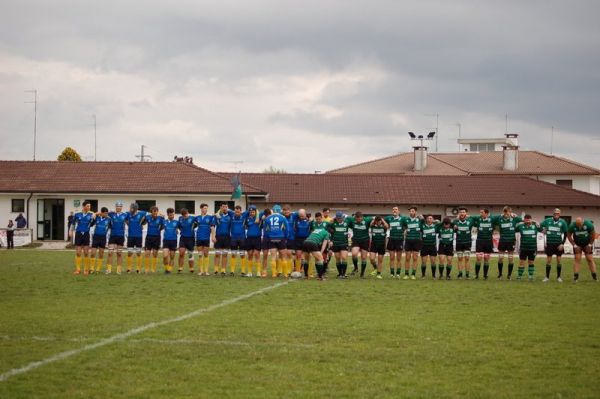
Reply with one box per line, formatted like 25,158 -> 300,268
136,145 -> 152,162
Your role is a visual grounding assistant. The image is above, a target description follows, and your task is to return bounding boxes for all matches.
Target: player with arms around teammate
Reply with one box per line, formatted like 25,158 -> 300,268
70,200 -> 96,275
437,218 -> 455,279
143,206 -> 164,274
177,208 -> 197,274
264,205 -> 290,277
293,209 -> 312,274
369,216 -> 389,279
329,211 -> 351,279
125,203 -> 147,273
452,207 -> 476,279
472,208 -> 495,280
213,202 -> 234,276
90,207 -> 111,274
230,205 -> 248,276
420,215 -> 439,279
568,218 -> 598,282
493,206 -> 521,280
194,203 -> 214,276
515,215 -> 541,280
346,211 -> 372,277
385,206 -> 405,278
302,221 -> 331,280
402,206 -> 423,280
540,208 -> 568,282
162,208 -> 179,273
244,206 -> 262,277
282,205 -> 299,276
107,201 -> 128,275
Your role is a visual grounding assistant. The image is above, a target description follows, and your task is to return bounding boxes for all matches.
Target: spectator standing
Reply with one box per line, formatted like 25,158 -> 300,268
15,213 -> 27,228
7,220 -> 15,249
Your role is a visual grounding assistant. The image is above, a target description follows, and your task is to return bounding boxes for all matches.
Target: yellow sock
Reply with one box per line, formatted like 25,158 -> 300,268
286,259 -> 292,275
107,264 -> 112,273
83,256 -> 90,272
197,256 -> 203,273
241,257 -> 247,274
295,259 -> 301,272
116,265 -> 122,274
204,256 -> 210,273
151,257 -> 157,272
75,255 -> 82,272
230,257 -> 237,274
127,256 -> 133,271
144,257 -> 151,272
271,259 -> 278,277
309,258 -> 315,276
90,258 -> 96,272
136,255 -> 142,272
96,257 -> 102,272
255,260 -> 261,276
277,259 -> 283,274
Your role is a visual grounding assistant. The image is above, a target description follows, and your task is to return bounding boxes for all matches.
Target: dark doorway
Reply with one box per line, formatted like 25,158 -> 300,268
37,199 -> 65,240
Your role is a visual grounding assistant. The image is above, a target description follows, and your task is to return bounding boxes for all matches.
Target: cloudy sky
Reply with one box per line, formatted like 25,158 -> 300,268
1,0 -> 599,172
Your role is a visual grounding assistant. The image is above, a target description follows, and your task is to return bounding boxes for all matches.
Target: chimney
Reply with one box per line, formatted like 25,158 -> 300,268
413,146 -> 428,171
502,134 -> 519,171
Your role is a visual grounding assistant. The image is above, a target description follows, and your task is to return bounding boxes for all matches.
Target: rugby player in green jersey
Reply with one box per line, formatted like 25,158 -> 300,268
420,215 -> 440,278
437,218 -> 455,279
302,221 -> 331,280
452,207 -> 476,279
369,216 -> 388,279
401,206 -> 423,280
493,206 -> 521,280
384,207 -> 405,278
515,215 -> 542,280
346,212 -> 372,277
540,208 -> 568,282
472,208 -> 495,280
312,213 -> 332,275
567,218 -> 598,282
329,211 -> 351,278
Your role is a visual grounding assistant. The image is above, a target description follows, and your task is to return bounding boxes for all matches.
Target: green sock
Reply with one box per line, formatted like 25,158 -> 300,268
446,265 -> 452,276
528,265 -> 534,277
411,268 -> 416,276
438,265 -> 444,275
557,264 -> 562,278
518,266 -> 525,277
396,268 -> 401,275
390,267 -> 395,275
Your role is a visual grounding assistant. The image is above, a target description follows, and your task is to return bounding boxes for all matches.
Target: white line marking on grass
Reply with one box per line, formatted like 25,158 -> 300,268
0,280 -> 291,382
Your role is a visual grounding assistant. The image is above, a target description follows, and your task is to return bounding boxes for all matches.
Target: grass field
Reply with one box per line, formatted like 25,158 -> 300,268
1,250 -> 599,398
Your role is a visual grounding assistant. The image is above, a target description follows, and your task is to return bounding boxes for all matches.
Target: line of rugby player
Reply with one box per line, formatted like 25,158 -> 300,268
69,200 -> 598,282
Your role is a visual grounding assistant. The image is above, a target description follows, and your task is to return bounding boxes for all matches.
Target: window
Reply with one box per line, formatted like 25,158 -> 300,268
214,201 -> 235,213
83,199 -> 98,212
136,200 -> 156,212
175,200 -> 195,214
469,143 -> 496,152
544,215 -> 572,225
11,199 -> 25,213
555,179 -> 573,188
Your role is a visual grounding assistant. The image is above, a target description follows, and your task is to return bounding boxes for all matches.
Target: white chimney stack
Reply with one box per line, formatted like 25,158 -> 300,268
502,134 -> 519,171
414,146 -> 428,171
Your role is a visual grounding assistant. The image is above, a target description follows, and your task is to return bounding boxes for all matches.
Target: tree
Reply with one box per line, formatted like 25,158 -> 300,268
262,165 -> 287,174
57,147 -> 82,162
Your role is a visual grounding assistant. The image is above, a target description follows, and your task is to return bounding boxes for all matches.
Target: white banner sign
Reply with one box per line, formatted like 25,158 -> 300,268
0,229 -> 32,247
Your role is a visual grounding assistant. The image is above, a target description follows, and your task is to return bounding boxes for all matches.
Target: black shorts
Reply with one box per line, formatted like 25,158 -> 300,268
74,232 -> 90,247
108,235 -> 125,246
91,235 -> 107,249
230,238 -> 246,251
266,238 -> 287,250
438,242 -> 454,256
163,239 -> 177,251
574,242 -> 593,255
387,238 -> 404,252
214,236 -> 231,250
196,239 -> 210,248
145,235 -> 161,250
294,237 -> 307,251
545,242 -> 564,256
519,249 -> 536,261
245,237 -> 262,251
127,237 -> 143,248
405,239 -> 423,252
332,244 -> 348,252
476,239 -> 494,254
420,244 -> 437,257
351,239 -> 370,251
455,242 -> 471,252
179,236 -> 195,251
498,241 -> 515,252
303,240 -> 320,253
370,241 -> 386,256
285,239 -> 296,251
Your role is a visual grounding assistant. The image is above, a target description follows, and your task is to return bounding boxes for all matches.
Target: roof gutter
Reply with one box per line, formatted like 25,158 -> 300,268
26,192 -> 33,228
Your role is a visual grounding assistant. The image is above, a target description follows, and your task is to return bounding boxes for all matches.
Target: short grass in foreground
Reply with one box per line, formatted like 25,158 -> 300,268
0,250 -> 599,398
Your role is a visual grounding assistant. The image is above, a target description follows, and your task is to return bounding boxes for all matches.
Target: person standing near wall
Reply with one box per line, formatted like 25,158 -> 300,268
6,220 -> 15,249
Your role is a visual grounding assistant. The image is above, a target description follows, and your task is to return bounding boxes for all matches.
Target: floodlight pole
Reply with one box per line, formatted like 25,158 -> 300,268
550,126 -> 554,155
92,114 -> 97,161
456,122 -> 462,151
25,90 -> 38,160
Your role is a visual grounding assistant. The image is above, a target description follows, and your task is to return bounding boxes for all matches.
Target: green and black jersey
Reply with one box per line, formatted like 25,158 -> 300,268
305,228 -> 331,246
516,223 -> 541,251
421,222 -> 439,245
311,220 -> 331,232
346,216 -> 372,242
402,217 -> 423,240
384,215 -> 405,240
452,217 -> 475,245
568,220 -> 595,246
540,217 -> 568,244
437,226 -> 455,245
329,219 -> 350,247
472,216 -> 494,241
494,215 -> 522,243
370,224 -> 387,244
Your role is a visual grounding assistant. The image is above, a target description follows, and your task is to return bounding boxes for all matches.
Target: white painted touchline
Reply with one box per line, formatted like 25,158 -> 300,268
0,280 -> 291,382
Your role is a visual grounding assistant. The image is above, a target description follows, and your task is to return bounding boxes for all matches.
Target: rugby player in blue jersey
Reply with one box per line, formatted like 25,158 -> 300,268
125,203 -> 147,273
143,206 -> 164,273
260,208 -> 272,277
90,207 -> 111,274
70,200 -> 96,275
162,208 -> 179,273
245,205 -> 262,277
194,203 -> 214,276
264,204 -> 290,277
107,201 -> 128,274
282,204 -> 298,275
213,202 -> 234,276
230,205 -> 248,276
177,208 -> 197,273
294,209 -> 312,276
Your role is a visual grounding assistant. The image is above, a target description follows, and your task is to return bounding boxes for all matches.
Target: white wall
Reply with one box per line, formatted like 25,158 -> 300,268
537,175 -> 599,195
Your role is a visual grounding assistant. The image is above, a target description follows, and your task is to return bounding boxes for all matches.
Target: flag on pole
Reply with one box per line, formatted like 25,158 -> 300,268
231,172 -> 243,199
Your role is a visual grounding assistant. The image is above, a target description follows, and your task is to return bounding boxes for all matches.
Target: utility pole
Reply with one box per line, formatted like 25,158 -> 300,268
136,145 -> 152,162
425,113 -> 439,151
456,122 -> 462,151
505,113 -> 508,134
25,90 -> 38,160
92,114 -> 97,161
550,126 -> 555,155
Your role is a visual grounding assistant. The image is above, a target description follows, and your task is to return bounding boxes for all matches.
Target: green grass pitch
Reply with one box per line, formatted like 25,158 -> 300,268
1,250 -> 599,398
